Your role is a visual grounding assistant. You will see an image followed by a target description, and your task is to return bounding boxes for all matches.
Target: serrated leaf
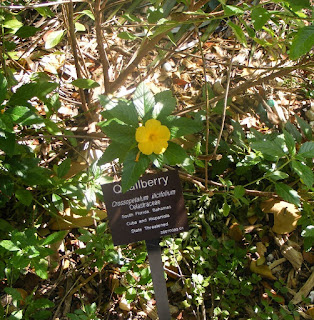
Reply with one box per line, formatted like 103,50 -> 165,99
72,78 -> 100,89
298,141 -> 314,158
170,117 -> 202,138
291,160 -> 313,189
251,140 -> 285,158
15,189 -> 33,206
57,158 -> 71,178
163,142 -> 188,165
283,130 -> 296,156
44,30 -> 65,49
285,121 -> 302,143
133,83 -> 155,119
275,183 -> 300,207
98,142 -> 129,165
153,90 -> 176,120
121,149 -> 150,192
101,121 -> 136,145
251,7 -> 270,31
227,21 -> 247,47
296,116 -> 312,140
289,25 -> 314,60
103,100 -> 138,126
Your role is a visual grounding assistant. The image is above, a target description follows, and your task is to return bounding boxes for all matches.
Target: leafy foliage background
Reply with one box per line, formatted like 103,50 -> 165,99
0,0 -> 313,319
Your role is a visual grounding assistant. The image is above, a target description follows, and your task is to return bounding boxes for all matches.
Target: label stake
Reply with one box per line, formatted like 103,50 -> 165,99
146,238 -> 171,320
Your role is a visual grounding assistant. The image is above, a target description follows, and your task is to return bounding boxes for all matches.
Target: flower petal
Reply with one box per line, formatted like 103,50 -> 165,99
153,140 -> 168,154
145,119 -> 161,130
136,126 -> 148,142
138,141 -> 154,155
157,125 -> 170,140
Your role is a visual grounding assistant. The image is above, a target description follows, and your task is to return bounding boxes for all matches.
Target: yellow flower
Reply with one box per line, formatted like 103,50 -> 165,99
135,119 -> 170,155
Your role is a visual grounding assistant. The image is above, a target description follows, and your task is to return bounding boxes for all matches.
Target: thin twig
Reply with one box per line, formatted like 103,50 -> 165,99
195,25 -> 210,190
66,1 -> 91,120
213,49 -> 234,156
94,0 -> 110,93
0,0 -> 87,9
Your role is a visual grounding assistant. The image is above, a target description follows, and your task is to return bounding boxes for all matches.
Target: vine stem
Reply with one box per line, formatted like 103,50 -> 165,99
243,158 -> 292,188
213,48 -> 235,156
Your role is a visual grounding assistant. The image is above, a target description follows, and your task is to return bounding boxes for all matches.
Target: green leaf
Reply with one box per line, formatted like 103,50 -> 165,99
224,5 -> 244,16
286,0 -> 311,9
0,240 -> 20,251
44,119 -> 62,135
75,22 -> 86,32
121,149 -> 150,192
170,117 -> 202,138
57,158 -> 71,178
133,82 -> 155,119
275,183 -> 300,207
251,7 -> 270,31
251,140 -> 285,158
0,218 -> 13,232
9,82 -> 58,106
98,142 -> 129,165
36,7 -> 55,18
163,142 -> 188,165
227,21 -> 247,47
102,100 -> 138,126
283,130 -> 296,156
3,17 -> 23,31
298,141 -> 314,158
101,121 -> 136,145
15,189 -> 33,206
33,258 -> 48,279
42,231 -> 67,245
301,225 -> 314,238
153,90 -> 176,120
44,30 -> 65,49
15,26 -> 39,38
289,25 -> 314,60
0,73 -> 8,105
233,185 -> 246,199
80,10 -> 95,20
296,116 -> 312,140
268,170 -> 289,181
72,78 -> 100,89
118,32 -> 137,40
222,201 -> 231,217
291,160 -> 313,189
284,121 -> 302,143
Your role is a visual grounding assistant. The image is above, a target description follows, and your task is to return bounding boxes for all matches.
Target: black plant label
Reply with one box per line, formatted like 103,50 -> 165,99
102,170 -> 188,245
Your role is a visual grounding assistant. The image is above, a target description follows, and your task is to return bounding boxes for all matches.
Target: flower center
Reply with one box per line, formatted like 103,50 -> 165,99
149,133 -> 158,142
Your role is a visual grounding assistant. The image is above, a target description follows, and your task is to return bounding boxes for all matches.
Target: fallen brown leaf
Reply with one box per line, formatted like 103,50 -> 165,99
250,260 -> 276,280
261,198 -> 301,234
